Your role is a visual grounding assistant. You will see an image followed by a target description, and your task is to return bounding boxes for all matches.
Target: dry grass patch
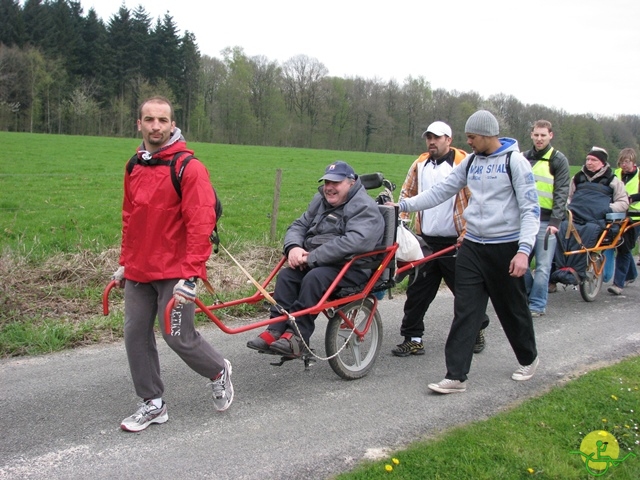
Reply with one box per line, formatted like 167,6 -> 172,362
1,244 -> 282,327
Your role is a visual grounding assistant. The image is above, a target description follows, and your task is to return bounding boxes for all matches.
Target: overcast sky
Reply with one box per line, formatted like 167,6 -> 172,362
81,0 -> 639,117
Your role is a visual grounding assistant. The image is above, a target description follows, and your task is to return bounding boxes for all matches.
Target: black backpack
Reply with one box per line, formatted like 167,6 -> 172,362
126,152 -> 223,252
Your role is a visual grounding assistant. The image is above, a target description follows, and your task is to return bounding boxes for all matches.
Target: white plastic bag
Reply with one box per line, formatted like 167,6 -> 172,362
396,224 -> 424,262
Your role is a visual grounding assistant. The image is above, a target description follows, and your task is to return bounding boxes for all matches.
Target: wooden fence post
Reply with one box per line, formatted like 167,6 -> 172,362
270,169 -> 282,242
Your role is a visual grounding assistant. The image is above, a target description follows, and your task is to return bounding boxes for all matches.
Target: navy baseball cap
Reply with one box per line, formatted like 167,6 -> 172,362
319,161 -> 356,182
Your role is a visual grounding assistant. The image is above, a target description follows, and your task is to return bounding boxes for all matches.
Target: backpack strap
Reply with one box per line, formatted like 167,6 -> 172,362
169,152 -> 195,198
126,154 -> 137,175
126,153 -> 174,175
170,152 -> 223,252
465,153 -> 476,176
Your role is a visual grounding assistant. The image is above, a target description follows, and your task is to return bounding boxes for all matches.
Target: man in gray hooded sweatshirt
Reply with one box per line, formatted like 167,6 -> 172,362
398,110 -> 541,394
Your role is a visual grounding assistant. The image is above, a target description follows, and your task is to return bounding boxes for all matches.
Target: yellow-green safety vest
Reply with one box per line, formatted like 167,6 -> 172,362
614,167 -> 640,210
531,148 -> 555,210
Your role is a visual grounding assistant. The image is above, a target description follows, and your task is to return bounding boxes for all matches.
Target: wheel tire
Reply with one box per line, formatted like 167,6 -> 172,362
580,253 -> 603,302
325,298 -> 382,380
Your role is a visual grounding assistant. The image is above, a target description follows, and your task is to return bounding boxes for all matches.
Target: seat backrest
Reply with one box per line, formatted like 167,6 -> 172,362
330,204 -> 398,299
376,204 -> 398,284
378,204 -> 397,248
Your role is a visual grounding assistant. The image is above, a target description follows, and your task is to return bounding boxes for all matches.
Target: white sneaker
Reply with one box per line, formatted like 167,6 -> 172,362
209,359 -> 234,411
428,378 -> 467,394
512,356 -> 539,381
120,400 -> 168,432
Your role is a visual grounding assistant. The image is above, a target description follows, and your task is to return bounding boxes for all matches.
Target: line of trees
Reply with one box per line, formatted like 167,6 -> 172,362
1,0 -> 639,162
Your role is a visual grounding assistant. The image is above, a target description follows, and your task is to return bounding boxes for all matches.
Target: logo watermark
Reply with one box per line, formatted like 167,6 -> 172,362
570,430 -> 636,476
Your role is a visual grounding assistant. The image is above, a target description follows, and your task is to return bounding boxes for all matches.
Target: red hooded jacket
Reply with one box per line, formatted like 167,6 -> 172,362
119,138 -> 216,283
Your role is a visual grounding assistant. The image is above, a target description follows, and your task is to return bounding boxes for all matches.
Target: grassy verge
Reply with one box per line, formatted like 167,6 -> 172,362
335,356 -> 640,479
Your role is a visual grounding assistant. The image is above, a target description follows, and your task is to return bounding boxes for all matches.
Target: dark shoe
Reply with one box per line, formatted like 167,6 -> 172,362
473,328 -> 486,354
269,331 -> 306,357
391,340 -> 425,357
247,329 -> 281,351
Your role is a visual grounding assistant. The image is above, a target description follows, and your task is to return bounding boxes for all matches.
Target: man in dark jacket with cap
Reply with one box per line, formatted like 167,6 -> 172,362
246,161 -> 385,357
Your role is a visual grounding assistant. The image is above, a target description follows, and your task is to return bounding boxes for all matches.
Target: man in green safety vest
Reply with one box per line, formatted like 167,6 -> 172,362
522,120 -> 570,316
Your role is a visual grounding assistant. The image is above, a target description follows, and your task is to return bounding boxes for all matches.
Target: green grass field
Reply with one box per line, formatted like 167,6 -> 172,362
0,131 -> 414,259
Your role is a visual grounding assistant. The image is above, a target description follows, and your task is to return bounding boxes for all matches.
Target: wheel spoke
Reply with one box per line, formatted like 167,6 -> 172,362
349,342 -> 363,367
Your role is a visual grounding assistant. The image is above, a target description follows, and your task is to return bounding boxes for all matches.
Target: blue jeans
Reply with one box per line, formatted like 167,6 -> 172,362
612,251 -> 637,288
525,221 -> 556,313
612,226 -> 639,288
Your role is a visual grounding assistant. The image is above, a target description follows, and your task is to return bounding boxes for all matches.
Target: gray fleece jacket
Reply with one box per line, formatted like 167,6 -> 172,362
284,178 -> 384,267
399,138 -> 540,255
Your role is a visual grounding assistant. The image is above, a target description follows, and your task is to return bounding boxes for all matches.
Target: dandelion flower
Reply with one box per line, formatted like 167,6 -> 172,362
611,394 -> 618,401
385,464 -> 393,472
527,468 -> 535,474
392,458 -> 400,465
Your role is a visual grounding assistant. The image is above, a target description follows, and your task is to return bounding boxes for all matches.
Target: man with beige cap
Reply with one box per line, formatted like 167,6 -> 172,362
396,109 -> 541,394
392,120 -> 489,358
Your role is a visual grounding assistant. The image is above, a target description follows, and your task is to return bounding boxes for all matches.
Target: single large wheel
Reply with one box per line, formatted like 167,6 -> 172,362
580,252 -> 604,302
325,298 -> 383,380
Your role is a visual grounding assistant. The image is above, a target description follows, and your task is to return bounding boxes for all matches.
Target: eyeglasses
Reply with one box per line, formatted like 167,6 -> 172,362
620,159 -> 634,165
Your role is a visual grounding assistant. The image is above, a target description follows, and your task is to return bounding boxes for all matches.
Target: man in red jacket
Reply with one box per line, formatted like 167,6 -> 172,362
112,96 -> 232,432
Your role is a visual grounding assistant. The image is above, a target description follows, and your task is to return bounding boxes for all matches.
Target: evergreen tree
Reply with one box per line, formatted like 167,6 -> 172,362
130,6 -> 152,81
176,30 -> 201,133
44,0 -> 83,75
0,0 -> 24,47
22,0 -> 48,47
104,5 -> 135,98
77,8 -> 107,98
149,14 -> 181,98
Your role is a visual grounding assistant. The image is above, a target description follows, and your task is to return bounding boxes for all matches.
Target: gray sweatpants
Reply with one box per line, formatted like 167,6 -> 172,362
124,279 -> 225,400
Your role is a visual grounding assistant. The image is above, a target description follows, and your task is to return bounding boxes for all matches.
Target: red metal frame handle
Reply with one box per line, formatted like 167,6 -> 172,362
102,280 -> 116,315
395,243 -> 458,276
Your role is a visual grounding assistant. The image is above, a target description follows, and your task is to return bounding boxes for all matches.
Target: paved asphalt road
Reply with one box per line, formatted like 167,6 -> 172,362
1,283 -> 639,480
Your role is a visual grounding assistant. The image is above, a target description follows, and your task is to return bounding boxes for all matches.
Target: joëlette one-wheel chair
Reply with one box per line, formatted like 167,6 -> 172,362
103,173 -> 458,379
551,210 -> 640,301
